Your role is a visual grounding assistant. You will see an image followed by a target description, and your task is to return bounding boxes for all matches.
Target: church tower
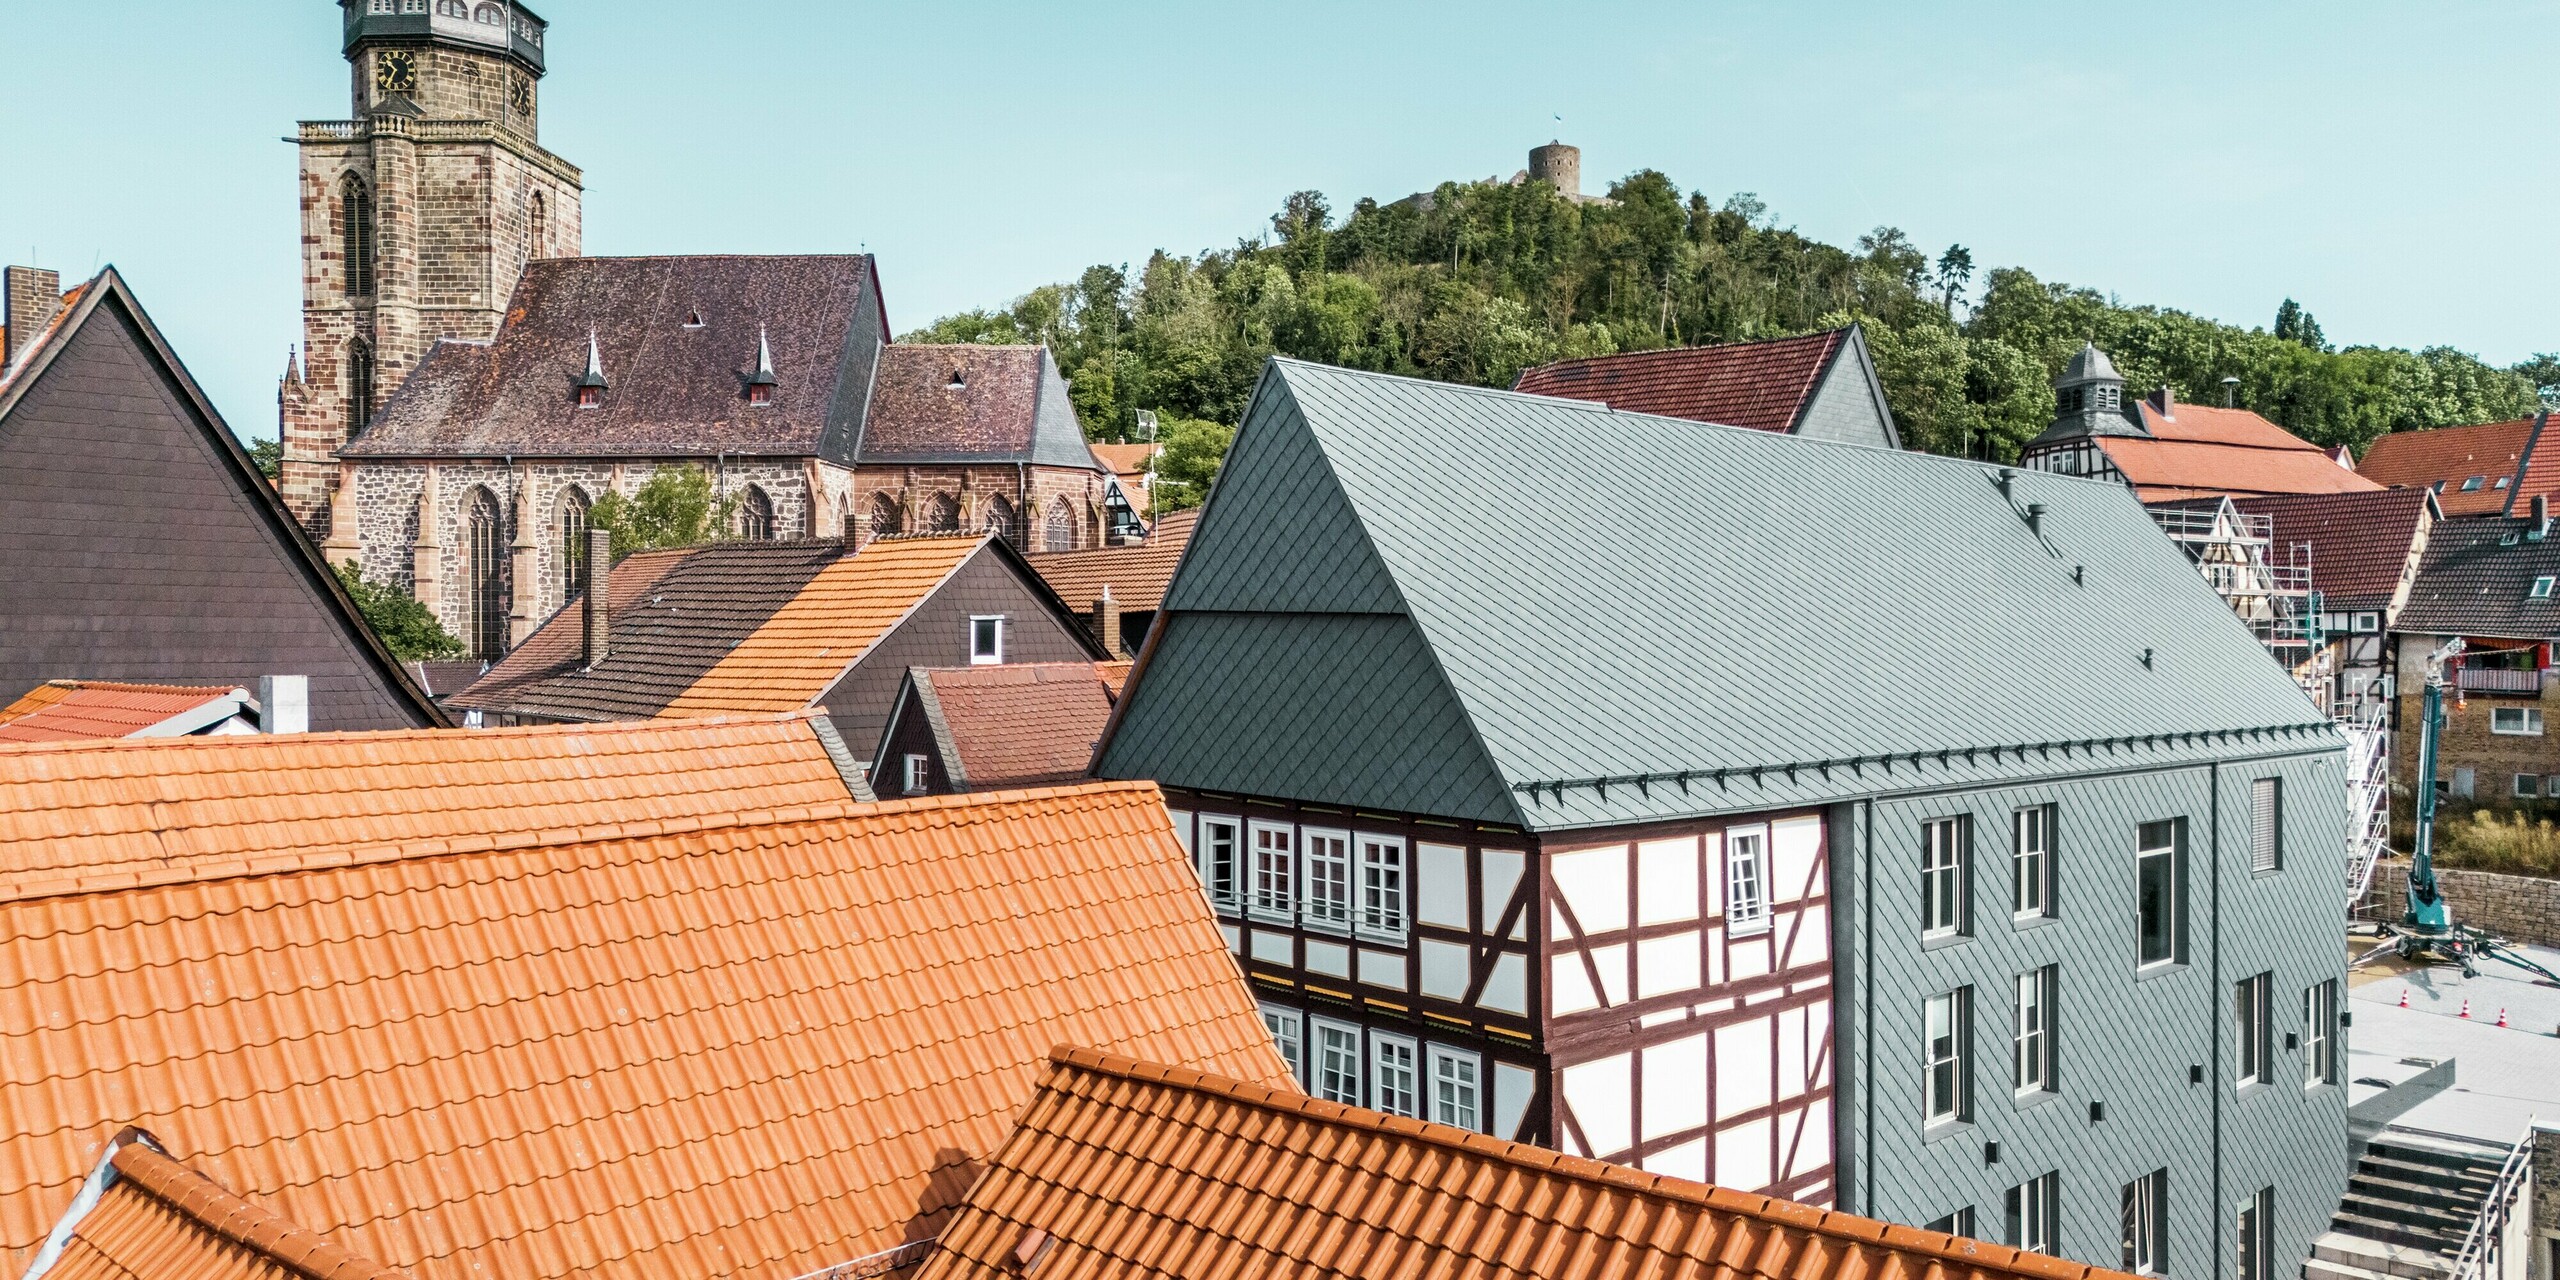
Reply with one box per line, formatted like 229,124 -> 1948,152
281,0 -> 582,529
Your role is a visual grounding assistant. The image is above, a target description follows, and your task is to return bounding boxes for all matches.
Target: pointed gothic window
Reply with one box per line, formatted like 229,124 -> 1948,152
926,492 -> 960,534
464,487 -> 509,660
1042,501 -> 1076,552
981,495 -> 1015,542
341,173 -> 376,297
738,485 -> 775,541
867,492 -> 903,542
556,486 -> 592,608
345,337 -> 376,437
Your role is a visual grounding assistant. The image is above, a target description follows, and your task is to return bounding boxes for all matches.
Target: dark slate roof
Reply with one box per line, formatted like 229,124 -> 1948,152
1510,328 -> 1849,434
856,344 -> 1100,470
2394,513 -> 2560,640
2054,341 -> 2121,387
1098,360 -> 2333,831
0,269 -> 441,730
2232,488 -> 2438,615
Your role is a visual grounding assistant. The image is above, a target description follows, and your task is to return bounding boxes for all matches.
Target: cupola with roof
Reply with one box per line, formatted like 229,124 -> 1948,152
2052,341 -> 2130,427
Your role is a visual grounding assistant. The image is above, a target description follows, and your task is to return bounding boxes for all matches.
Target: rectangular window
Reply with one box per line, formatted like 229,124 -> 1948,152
2236,1187 -> 2273,1280
1428,1046 -> 1481,1131
2249,779 -> 2281,874
1726,826 -> 1771,936
968,615 -> 1004,665
2493,706 -> 2546,735
1311,1018 -> 1360,1104
2236,971 -> 2272,1086
2462,475 -> 2487,492
2013,805 -> 2054,919
1922,816 -> 1970,938
1199,817 -> 1240,909
2304,980 -> 2338,1088
2519,773 -> 2542,799
1925,988 -> 1971,1126
2534,576 -> 2556,599
1372,1034 -> 1418,1117
2137,820 -> 2180,969
1926,1207 -> 1978,1239
2014,966 -> 2055,1095
2353,612 -> 2381,633
901,753 -> 929,795
1302,828 -> 1351,930
1249,822 -> 1294,919
2122,1169 -> 2166,1275
2006,1173 -> 2059,1254
1357,833 -> 1406,938
1261,1006 -> 1303,1080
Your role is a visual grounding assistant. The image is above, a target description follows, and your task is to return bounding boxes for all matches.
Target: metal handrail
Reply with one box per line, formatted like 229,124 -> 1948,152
2447,1122 -> 2542,1280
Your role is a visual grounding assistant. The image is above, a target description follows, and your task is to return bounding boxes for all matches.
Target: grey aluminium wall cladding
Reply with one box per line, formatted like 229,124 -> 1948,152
1792,341 -> 1897,449
1838,749 -> 2347,1273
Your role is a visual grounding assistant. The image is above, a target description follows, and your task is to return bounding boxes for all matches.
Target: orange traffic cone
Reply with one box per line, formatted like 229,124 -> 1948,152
2497,1008 -> 2510,1028
2399,988 -> 2411,1008
2459,999 -> 2472,1019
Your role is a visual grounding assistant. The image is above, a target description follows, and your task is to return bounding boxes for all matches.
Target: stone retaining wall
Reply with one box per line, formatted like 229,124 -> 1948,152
2367,862 -> 2560,948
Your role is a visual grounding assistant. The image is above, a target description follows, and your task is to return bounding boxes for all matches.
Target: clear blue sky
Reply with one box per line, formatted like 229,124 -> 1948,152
5,2 -> 2551,442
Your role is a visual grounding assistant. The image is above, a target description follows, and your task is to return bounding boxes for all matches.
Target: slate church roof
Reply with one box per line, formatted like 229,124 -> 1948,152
1097,360 -> 2332,831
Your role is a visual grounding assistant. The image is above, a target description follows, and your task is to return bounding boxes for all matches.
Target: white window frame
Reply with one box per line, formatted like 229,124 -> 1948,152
1260,1005 -> 1303,1081
1426,1045 -> 1482,1131
968,614 -> 1005,664
2013,805 -> 2053,920
2136,820 -> 2180,971
2237,971 -> 2272,1086
1301,827 -> 1352,932
1356,832 -> 1407,940
2249,778 -> 2282,875
2237,1186 -> 2274,1280
2493,706 -> 2545,736
1925,988 -> 1970,1127
1725,824 -> 1771,936
2534,576 -> 2556,599
2006,1172 -> 2058,1255
2304,979 -> 2338,1088
1310,1017 -> 1361,1104
2352,612 -> 2381,633
2013,966 -> 2054,1096
1198,816 -> 1241,912
901,753 -> 929,796
2122,1169 -> 2166,1276
1248,821 -> 1295,922
1922,816 -> 1969,939
1371,1032 -> 1419,1118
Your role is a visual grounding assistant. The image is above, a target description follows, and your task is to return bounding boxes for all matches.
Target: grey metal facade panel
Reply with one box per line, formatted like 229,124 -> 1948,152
1026,350 -> 1106,472
1793,340 -> 1897,449
1157,377 -> 1405,616
1096,612 -> 1521,826
1837,751 -> 2346,1271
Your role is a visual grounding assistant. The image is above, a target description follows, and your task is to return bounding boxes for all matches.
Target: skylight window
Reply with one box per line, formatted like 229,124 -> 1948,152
2533,577 -> 2555,599
2496,476 -> 2512,489
2461,476 -> 2486,492
682,310 -> 705,329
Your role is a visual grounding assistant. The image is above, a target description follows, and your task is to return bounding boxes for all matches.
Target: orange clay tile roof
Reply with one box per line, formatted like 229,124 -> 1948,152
35,1136 -> 400,1280
0,714 -> 862,900
1026,508 -> 1197,612
918,663 -> 1121,789
658,534 -> 985,717
2097,401 -> 2380,502
0,781 -> 1289,1280
1087,442 -> 1156,481
0,680 -> 246,744
1095,659 -> 1131,697
2355,417 -> 2538,516
920,1047 -> 2143,1280
1511,329 -> 1848,433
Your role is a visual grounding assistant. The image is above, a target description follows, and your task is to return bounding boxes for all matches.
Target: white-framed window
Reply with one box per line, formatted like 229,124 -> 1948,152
1249,821 -> 1294,920
2137,820 -> 2180,969
1199,816 -> 1241,910
2236,971 -> 2272,1086
1302,827 -> 1351,930
2237,1186 -> 2274,1280
2006,1172 -> 2058,1255
2533,576 -> 2556,599
1260,1005 -> 1303,1080
2353,612 -> 2381,633
2493,706 -> 2545,736
2519,774 -> 2543,799
1925,988 -> 1971,1127
2304,979 -> 2339,1087
1310,1017 -> 1360,1104
1427,1045 -> 1481,1131
2249,778 -> 2282,874
1725,825 -> 1771,935
2013,805 -> 2053,919
968,615 -> 1004,664
1356,833 -> 1406,938
901,753 -> 929,795
2122,1169 -> 2166,1275
1371,1034 -> 1418,1117
1925,1207 -> 1977,1239
2013,966 -> 2055,1096
1922,816 -> 1970,938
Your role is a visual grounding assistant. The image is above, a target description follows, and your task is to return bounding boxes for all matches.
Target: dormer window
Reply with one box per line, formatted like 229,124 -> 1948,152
745,326 -> 778,406
577,385 -> 603,409
747,383 -> 773,406
574,331 -> 608,408
683,310 -> 705,329
947,369 -> 967,390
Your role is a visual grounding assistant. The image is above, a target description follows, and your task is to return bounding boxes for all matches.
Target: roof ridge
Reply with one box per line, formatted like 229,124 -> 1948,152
106,1142 -> 405,1280
1041,1045 -> 2120,1280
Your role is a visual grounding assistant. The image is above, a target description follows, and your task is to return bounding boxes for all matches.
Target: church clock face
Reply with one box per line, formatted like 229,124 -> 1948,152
509,76 -> 533,115
375,50 -> 417,96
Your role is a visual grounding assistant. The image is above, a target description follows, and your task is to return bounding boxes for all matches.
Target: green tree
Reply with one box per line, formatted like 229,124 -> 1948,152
589,464 -> 737,558
334,561 -> 465,661
2273,298 -> 2326,351
1150,415 -> 1235,513
1934,245 -> 1974,316
247,437 -> 282,482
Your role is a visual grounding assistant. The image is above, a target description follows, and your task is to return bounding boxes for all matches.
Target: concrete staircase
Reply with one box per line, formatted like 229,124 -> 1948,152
2309,1129 -> 2514,1280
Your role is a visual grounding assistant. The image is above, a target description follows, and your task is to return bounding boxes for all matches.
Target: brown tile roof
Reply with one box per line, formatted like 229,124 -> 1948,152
2098,402 -> 2381,502
1087,442 -> 1156,482
2355,417 -> 2538,516
0,714 -> 862,900
0,781 -> 1287,1279
663,535 -> 985,717
346,255 -> 880,461
2232,487 -> 2438,614
0,681 -> 247,743
1512,329 -> 1849,433
35,1136 -> 400,1280
855,345 -> 1100,470
1026,507 -> 1197,612
918,1047 -> 2134,1280
913,662 -> 1119,790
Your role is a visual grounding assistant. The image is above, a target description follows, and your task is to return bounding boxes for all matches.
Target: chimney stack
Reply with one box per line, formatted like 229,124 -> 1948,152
2148,385 -> 2175,421
2535,494 -> 2550,537
4,266 -> 63,371
1090,585 -> 1123,657
583,526 -> 613,666
255,675 -> 310,734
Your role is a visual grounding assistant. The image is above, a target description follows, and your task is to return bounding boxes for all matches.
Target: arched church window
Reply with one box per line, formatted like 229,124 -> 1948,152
437,0 -> 468,16
341,173 -> 376,297
981,495 -> 1015,542
464,487 -> 509,660
556,485 -> 591,607
926,492 -> 960,534
345,337 -> 375,438
474,3 -> 505,25
738,485 -> 775,540
1042,501 -> 1076,553
867,492 -> 903,542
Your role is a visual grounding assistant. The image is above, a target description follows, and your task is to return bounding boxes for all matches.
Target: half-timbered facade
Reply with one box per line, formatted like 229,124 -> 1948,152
1098,359 -> 2352,1270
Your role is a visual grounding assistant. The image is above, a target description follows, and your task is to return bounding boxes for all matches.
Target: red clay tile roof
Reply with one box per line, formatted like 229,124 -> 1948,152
0,714 -> 862,900
1512,329 -> 1849,433
35,1136 -> 401,1280
2098,401 -> 2381,502
917,662 -> 1120,789
1026,508 -> 1197,612
918,1047 -> 2137,1280
857,345 -> 1100,471
0,781 -> 1287,1280
1087,442 -> 1156,482
0,681 -> 247,744
2355,418 -> 2538,516
1096,659 -> 1131,697
2231,488 -> 2437,614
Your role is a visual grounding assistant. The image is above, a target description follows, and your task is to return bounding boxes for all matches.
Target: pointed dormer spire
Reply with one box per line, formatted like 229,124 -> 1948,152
283,345 -> 305,387
576,330 -> 608,389
749,326 -> 778,387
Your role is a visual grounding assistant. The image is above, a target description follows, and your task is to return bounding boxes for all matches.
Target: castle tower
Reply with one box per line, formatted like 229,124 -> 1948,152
1528,142 -> 1581,200
280,0 -> 583,529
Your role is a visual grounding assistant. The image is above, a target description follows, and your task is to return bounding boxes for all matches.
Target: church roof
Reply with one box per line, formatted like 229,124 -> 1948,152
1511,327 -> 1867,436
857,344 -> 1102,471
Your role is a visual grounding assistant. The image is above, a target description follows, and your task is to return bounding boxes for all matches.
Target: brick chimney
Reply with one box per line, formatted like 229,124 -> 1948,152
583,525 -> 613,667
1089,585 -> 1123,657
2147,384 -> 2176,421
4,266 -> 63,370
